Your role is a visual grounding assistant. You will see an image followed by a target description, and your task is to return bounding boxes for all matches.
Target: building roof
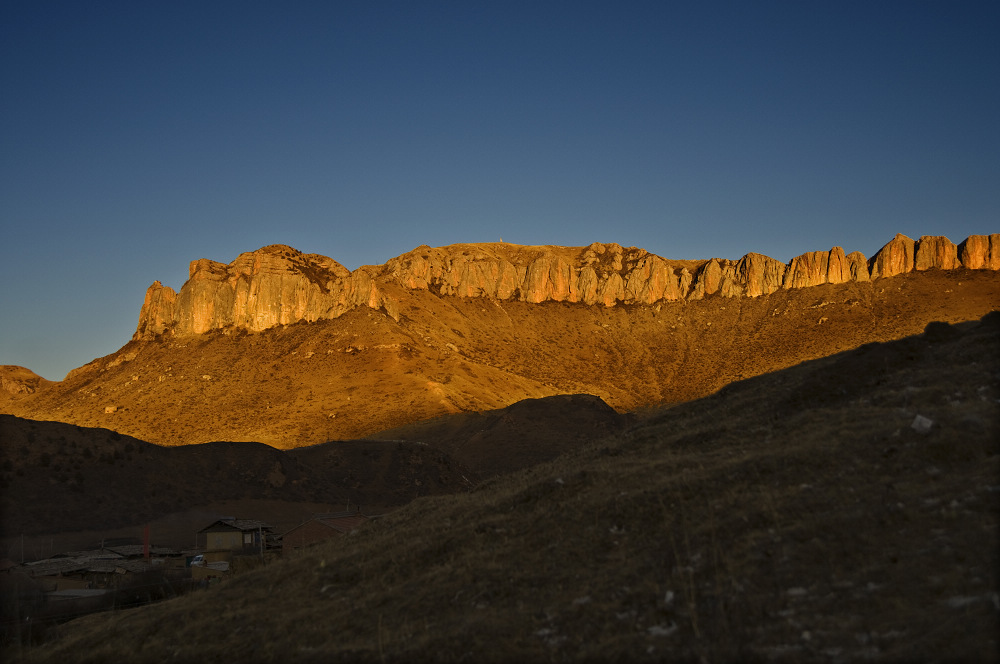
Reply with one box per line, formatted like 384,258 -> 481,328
199,518 -> 274,533
22,555 -> 153,577
318,514 -> 370,533
105,544 -> 180,557
23,558 -> 90,577
86,559 -> 152,574
283,513 -> 371,537
56,549 -> 123,560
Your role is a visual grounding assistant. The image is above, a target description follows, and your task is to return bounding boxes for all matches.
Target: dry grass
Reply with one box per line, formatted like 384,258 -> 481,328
12,313 -> 998,663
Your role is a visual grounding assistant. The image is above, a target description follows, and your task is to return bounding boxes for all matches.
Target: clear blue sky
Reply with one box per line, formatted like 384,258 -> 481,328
2,1 -> 998,381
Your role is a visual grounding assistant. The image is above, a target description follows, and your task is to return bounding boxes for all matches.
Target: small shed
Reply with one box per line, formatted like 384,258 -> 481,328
282,511 -> 371,554
199,518 -> 274,553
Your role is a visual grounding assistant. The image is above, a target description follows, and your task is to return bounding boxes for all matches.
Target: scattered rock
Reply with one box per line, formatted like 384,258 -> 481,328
911,414 -> 934,434
647,623 -> 678,637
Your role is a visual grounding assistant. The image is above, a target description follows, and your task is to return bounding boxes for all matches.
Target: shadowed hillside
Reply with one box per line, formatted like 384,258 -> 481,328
14,313 -> 998,663
368,393 -> 628,479
1,392 -> 630,541
0,417 -> 473,540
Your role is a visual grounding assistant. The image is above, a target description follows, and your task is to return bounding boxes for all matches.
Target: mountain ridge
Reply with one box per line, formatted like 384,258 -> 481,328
3,266 -> 997,449
133,233 -> 1000,339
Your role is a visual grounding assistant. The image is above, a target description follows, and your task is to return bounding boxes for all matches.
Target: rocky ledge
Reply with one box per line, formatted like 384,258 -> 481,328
134,233 -> 999,339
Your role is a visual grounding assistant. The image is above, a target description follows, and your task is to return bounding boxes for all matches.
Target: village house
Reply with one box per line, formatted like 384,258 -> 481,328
282,511 -> 371,554
198,518 -> 276,555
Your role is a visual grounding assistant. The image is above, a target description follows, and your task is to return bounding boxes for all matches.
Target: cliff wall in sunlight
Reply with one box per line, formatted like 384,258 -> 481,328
134,233 -> 1000,339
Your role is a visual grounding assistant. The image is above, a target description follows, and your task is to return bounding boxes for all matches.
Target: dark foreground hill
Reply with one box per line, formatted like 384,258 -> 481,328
367,393 -> 628,479
15,312 -> 998,663
0,418 -> 472,540
0,392 -> 628,542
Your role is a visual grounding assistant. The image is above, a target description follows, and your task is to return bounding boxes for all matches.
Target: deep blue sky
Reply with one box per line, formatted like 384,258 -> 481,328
2,1 -> 998,380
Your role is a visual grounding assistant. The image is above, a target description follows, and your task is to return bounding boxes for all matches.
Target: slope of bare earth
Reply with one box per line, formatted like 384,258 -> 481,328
15,313 -> 998,663
2,269 -> 997,450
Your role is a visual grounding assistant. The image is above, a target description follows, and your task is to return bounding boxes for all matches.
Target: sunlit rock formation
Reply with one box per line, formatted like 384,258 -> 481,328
958,234 -> 1000,270
134,233 -> 999,340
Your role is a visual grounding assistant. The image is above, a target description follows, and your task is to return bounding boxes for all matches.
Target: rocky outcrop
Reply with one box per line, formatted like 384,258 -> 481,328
134,234 -> 998,339
134,281 -> 178,338
135,245 -> 395,338
958,234 -> 1000,270
784,247 -> 852,289
914,236 -> 959,271
846,251 -> 871,282
869,233 -> 917,279
0,366 -> 51,396
736,253 -> 787,297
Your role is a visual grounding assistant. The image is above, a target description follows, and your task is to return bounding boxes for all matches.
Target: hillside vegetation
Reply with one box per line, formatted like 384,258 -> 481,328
15,313 -> 999,663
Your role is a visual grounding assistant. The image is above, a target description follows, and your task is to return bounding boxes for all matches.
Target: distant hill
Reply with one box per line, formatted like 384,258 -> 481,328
20,312 -> 998,662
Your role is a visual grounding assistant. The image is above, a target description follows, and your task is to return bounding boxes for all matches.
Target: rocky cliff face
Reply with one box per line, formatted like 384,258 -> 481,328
134,233 -> 1000,339
136,245 -> 400,338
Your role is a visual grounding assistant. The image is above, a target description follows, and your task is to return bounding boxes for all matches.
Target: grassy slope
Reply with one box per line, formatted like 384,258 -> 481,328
17,313 -> 998,663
